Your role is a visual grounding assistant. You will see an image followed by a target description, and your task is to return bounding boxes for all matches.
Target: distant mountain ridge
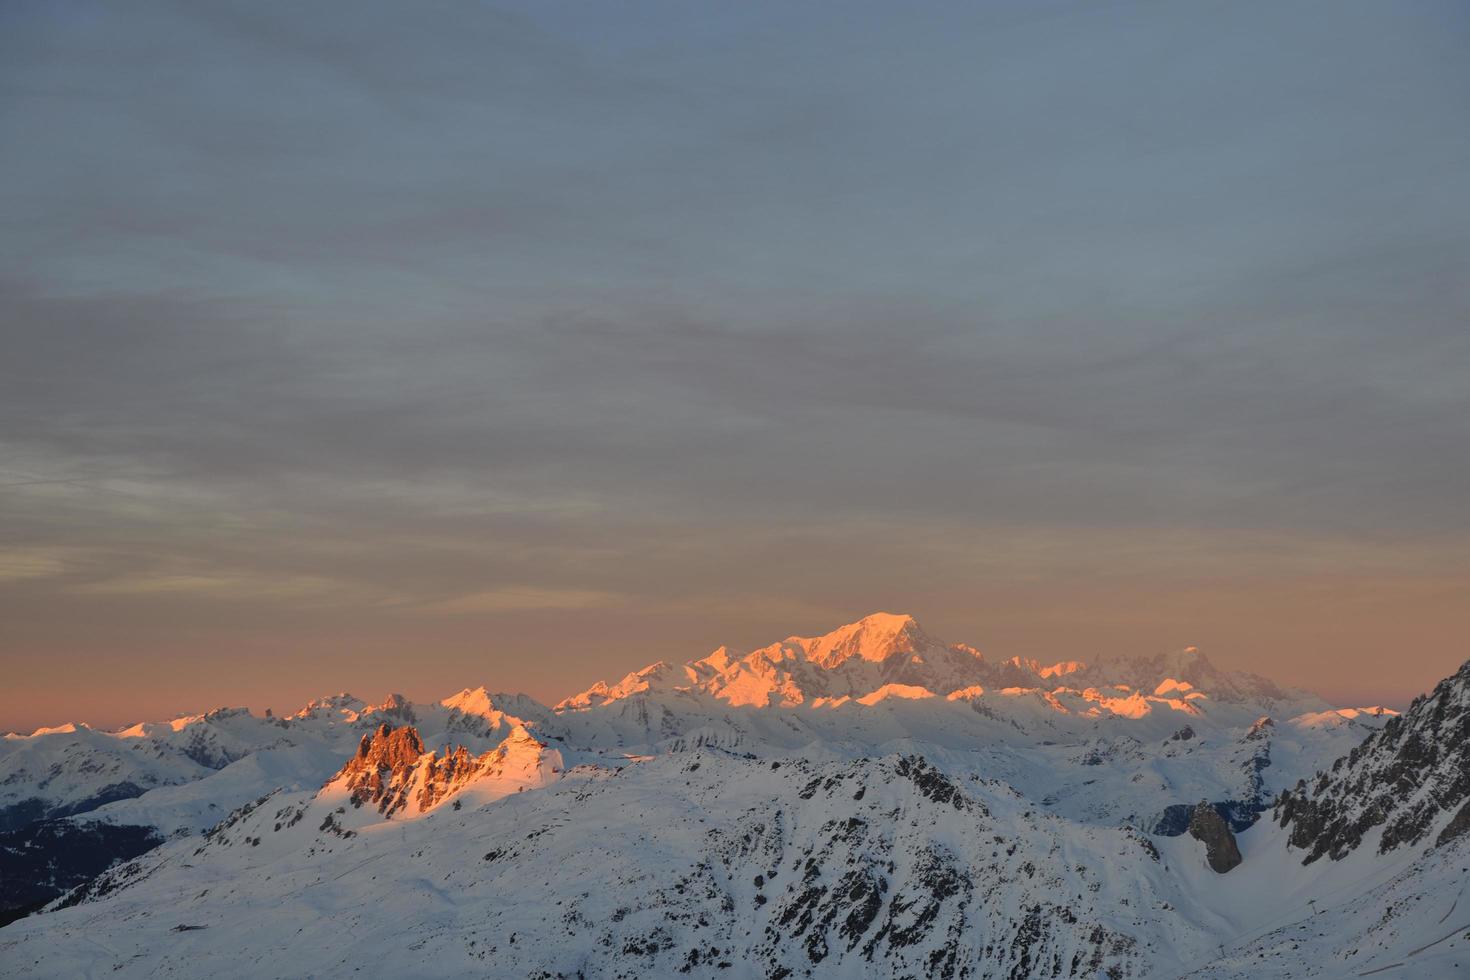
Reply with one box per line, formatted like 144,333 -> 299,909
6,611 -> 1458,979
0,612 -> 1364,840
556,612 -> 1328,717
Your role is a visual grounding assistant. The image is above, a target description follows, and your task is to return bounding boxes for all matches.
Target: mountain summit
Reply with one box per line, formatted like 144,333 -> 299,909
5,611 -> 1444,979
558,612 -> 1326,717
799,611 -> 934,667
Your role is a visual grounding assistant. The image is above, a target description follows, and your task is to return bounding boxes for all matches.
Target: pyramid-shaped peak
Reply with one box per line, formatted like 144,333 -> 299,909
856,611 -> 923,632
696,645 -> 737,673
441,686 -> 496,716
804,612 -> 937,668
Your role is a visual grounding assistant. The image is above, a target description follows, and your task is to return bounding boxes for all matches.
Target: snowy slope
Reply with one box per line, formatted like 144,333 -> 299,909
0,690 -> 550,921
0,690 -> 544,835
0,722 -> 218,831
1,748 -> 1225,978
11,723 -> 1462,979
3,612 -> 1458,979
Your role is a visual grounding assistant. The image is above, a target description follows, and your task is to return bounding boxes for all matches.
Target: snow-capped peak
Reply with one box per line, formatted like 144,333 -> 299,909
555,660 -> 701,710
17,722 -> 87,738
555,612 -> 1331,719
291,693 -> 367,722
798,612 -> 934,668
440,686 -> 498,718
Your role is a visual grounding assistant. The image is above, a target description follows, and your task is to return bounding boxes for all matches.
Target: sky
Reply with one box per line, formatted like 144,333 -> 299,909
2,0 -> 1468,731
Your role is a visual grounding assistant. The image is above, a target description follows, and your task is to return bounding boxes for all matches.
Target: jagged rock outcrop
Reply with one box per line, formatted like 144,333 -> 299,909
1276,658 -> 1470,863
326,723 -> 562,819
1187,801 -> 1242,873
332,724 -> 428,816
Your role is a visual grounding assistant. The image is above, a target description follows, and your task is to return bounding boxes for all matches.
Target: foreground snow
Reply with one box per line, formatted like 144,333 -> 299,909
3,613 -> 1463,979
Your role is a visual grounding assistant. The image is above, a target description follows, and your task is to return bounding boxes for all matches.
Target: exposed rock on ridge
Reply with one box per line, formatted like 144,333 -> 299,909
327,723 -> 562,819
1187,801 -> 1242,873
1276,658 -> 1470,863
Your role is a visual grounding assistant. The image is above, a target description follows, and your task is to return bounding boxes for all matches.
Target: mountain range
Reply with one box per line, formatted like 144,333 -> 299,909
1,612 -> 1465,978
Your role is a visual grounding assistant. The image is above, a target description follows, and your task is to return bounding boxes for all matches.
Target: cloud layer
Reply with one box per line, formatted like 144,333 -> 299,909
2,0 -> 1468,729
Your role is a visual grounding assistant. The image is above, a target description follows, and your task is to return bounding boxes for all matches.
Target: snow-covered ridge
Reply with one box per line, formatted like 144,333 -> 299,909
1276,657 -> 1470,863
0,688 -> 542,836
0,611 -> 1348,839
558,611 -> 1330,719
3,612 -> 1459,979
320,721 -> 562,823
4,612 -> 1325,744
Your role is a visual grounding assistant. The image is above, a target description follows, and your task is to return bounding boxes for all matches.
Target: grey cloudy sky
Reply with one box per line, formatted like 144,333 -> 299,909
2,0 -> 1468,729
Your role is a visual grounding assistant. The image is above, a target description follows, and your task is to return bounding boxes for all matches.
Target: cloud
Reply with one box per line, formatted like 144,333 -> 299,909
0,547 -> 75,583
67,571 -> 368,605
416,588 -> 623,616
1,0 -> 1468,727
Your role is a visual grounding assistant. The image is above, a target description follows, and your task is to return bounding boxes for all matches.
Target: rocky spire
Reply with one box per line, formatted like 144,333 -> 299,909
325,722 -> 562,819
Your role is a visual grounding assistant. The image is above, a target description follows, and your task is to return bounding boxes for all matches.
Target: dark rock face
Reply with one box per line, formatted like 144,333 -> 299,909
709,754 -> 1142,978
1434,798 -> 1470,848
1187,802 -> 1242,873
1276,659 -> 1470,864
0,820 -> 164,928
1153,800 -> 1263,837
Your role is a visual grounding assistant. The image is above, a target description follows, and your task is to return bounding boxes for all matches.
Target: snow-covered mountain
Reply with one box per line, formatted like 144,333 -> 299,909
2,612 -> 1460,979
0,691 -> 537,833
556,613 -> 1326,718
1275,657 -> 1470,862
320,721 -> 562,825
0,689 -> 540,923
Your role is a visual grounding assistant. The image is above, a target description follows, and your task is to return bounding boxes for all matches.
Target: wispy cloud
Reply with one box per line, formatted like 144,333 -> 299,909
415,587 -> 623,615
67,571 -> 365,604
0,547 -> 76,583
1,0 -> 1467,728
